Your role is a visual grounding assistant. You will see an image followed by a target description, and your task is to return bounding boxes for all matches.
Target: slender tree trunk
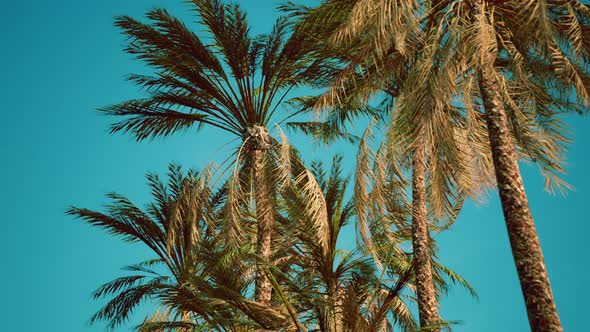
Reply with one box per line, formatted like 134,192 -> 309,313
332,285 -> 344,332
471,2 -> 562,328
477,65 -> 562,331
253,148 -> 274,305
472,3 -> 562,329
411,142 -> 440,331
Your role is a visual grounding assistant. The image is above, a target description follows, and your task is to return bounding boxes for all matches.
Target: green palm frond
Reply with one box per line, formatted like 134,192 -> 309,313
105,1 -> 330,145
90,279 -> 168,329
70,164 -> 259,330
277,154 -> 421,331
432,261 -> 478,301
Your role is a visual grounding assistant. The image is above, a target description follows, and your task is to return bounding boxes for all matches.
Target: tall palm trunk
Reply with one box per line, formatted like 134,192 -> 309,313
331,284 -> 344,332
411,142 -> 440,331
477,65 -> 562,331
471,2 -> 562,328
251,126 -> 274,305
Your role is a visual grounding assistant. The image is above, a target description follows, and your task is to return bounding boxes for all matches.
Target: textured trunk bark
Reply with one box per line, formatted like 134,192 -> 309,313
253,149 -> 273,305
411,144 -> 440,331
471,3 -> 563,329
477,65 -> 562,332
332,285 -> 344,332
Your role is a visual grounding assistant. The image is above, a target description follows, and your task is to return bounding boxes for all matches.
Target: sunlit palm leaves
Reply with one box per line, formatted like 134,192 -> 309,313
420,2 -> 590,328
423,0 -> 590,192
292,1 -> 589,330
278,156 -> 417,331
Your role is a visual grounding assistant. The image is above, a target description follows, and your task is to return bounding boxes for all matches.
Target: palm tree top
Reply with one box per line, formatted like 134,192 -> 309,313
101,0 -> 323,144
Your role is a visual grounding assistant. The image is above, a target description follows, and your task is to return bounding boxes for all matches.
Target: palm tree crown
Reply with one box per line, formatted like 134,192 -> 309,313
103,0 -> 323,146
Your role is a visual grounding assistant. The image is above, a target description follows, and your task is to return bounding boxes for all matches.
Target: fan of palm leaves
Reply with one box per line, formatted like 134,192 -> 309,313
67,165 -> 296,331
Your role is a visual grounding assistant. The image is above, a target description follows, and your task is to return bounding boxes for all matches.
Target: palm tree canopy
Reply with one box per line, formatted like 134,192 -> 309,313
420,0 -> 590,192
287,0 -> 590,196
102,0 -> 326,143
67,164 -> 300,331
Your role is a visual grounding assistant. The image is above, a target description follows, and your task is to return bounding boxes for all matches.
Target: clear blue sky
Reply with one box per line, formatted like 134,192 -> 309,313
2,1 -> 589,331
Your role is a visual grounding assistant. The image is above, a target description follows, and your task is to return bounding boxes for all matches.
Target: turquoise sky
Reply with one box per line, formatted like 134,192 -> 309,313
2,1 -> 589,331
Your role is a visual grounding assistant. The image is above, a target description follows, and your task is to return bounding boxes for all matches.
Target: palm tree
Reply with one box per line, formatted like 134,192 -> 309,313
282,4 -> 489,330
277,155 -> 477,331
288,1 -> 590,330
419,2 -> 590,329
67,165 -> 299,331
383,45 -> 494,332
101,0 -> 326,304
355,127 -> 481,332
277,156 -> 415,332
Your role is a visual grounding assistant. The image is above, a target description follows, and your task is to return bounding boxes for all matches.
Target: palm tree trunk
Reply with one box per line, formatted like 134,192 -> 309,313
332,285 -> 344,332
411,142 -> 440,331
471,1 -> 562,328
477,65 -> 562,331
253,148 -> 273,305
